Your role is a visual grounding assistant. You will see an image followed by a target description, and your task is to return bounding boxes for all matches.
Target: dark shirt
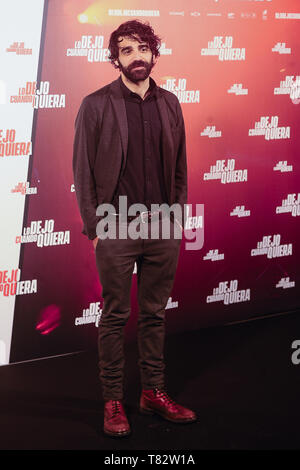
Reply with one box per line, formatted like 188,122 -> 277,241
112,76 -> 168,213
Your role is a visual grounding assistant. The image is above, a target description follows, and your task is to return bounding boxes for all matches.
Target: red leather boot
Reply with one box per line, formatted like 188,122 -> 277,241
103,400 -> 131,437
140,387 -> 196,423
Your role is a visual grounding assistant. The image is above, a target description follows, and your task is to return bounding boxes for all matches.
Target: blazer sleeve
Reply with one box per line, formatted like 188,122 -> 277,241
174,99 -> 188,228
72,96 -> 100,240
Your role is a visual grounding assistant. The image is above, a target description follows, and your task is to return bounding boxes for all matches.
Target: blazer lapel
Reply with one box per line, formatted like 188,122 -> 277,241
156,90 -> 174,205
110,78 -> 128,176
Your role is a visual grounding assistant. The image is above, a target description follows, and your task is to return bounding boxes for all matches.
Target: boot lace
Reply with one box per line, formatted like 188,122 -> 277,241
111,400 -> 121,417
153,387 -> 179,409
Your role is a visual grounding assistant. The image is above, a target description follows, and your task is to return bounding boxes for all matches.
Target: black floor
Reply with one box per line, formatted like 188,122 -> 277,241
0,311 -> 300,450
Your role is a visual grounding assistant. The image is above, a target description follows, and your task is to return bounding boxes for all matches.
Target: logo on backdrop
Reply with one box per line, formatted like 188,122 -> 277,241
227,83 -> 248,95
74,297 -> 178,327
273,161 -> 293,172
275,12 -> 300,20
33,81 -> 66,109
166,297 -> 178,310
159,42 -> 172,55
75,302 -> 103,327
240,12 -> 256,20
276,193 -> 300,217
0,269 -> 37,297
206,280 -> 251,305
248,116 -> 290,140
272,42 -> 291,54
6,41 -> 32,55
230,205 -> 251,217
251,234 -> 293,258
201,36 -> 246,61
206,13 -> 222,18
203,158 -> 248,184
0,129 -> 31,158
276,277 -> 295,289
16,220 -> 70,247
11,181 -> 37,195
66,35 -> 109,62
160,78 -> 200,103
203,249 -> 224,262
274,76 -> 300,103
108,9 -> 160,17
184,204 -> 203,231
75,296 -> 178,328
169,11 -> 184,16
200,125 -> 222,138
10,81 -> 65,108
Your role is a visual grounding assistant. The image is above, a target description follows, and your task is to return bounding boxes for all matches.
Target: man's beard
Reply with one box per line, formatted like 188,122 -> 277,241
118,57 -> 155,83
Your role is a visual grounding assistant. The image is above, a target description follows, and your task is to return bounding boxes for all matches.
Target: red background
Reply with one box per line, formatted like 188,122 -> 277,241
10,0 -> 300,362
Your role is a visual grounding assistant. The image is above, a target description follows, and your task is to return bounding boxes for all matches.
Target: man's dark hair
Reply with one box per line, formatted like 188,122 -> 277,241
108,20 -> 162,69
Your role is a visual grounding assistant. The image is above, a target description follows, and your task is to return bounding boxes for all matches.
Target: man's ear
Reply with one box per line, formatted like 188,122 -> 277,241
152,55 -> 158,66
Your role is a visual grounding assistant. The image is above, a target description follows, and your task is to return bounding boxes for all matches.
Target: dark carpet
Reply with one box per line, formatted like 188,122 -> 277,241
0,311 -> 299,450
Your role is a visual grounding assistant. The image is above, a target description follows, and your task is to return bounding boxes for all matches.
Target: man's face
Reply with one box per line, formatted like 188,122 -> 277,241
116,35 -> 156,83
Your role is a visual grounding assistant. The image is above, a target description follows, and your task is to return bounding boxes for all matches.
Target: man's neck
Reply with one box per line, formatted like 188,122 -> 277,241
120,73 -> 150,100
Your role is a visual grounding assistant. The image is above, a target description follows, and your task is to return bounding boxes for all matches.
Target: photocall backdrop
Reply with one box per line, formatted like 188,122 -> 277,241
0,0 -> 299,365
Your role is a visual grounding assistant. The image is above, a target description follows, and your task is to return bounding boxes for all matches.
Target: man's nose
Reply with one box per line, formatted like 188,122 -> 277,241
131,49 -> 143,62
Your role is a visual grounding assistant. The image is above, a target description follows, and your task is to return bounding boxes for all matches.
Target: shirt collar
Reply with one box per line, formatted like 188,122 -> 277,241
119,76 -> 158,100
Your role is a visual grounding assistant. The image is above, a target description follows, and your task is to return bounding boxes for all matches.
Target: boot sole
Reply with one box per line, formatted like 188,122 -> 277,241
140,406 -> 196,423
104,427 -> 131,438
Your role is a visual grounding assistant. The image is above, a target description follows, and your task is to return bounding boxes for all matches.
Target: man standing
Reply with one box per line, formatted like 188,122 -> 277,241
73,20 -> 196,437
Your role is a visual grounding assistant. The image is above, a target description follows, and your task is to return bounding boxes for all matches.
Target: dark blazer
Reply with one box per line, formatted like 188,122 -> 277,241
72,77 -> 187,240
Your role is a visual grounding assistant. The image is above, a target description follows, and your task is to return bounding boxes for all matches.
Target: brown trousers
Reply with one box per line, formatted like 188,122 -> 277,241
95,215 -> 182,400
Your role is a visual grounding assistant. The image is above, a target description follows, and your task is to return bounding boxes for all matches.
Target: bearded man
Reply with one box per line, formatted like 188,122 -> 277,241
73,19 -> 196,437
